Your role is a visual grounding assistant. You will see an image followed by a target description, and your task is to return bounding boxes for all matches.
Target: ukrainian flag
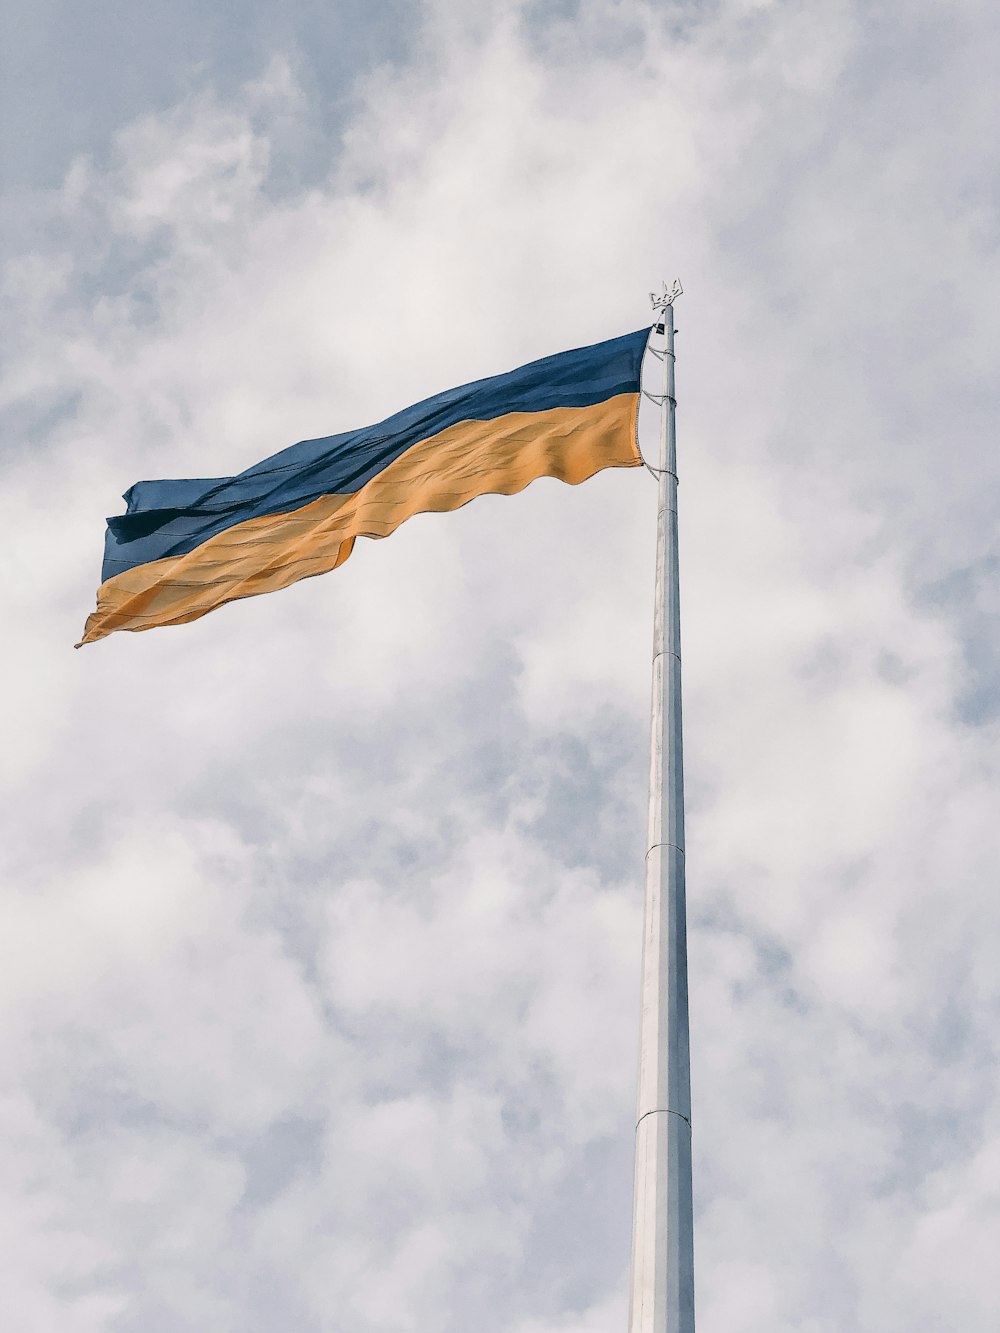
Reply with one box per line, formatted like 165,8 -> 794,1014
79,328 -> 649,646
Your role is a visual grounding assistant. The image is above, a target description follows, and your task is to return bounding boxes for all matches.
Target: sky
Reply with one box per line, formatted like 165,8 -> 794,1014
2,1 -> 999,1330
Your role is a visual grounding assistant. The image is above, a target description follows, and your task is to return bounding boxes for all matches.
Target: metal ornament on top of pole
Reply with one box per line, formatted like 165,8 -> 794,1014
627,280 -> 695,1333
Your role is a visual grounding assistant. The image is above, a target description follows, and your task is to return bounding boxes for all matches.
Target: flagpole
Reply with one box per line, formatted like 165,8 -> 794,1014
627,281 -> 694,1333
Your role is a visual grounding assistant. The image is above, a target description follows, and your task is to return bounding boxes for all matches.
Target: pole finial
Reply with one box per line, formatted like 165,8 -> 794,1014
650,279 -> 683,313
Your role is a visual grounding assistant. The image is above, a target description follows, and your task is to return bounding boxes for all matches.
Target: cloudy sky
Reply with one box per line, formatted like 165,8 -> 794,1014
3,1 -> 999,1329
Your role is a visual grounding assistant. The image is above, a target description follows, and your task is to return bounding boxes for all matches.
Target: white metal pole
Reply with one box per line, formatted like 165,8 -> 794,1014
627,284 -> 694,1333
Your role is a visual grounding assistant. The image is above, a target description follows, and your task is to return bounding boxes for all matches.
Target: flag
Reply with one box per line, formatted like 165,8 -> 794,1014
78,328 -> 649,646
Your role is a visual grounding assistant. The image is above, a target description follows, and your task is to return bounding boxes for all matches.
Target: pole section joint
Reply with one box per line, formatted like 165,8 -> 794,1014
635,1107 -> 692,1133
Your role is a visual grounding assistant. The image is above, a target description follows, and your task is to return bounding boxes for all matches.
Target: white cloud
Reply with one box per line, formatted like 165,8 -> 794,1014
2,1 -> 999,1330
